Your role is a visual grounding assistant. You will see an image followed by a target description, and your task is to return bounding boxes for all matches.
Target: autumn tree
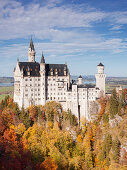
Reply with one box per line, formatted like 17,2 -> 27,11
112,138 -> 120,163
110,89 -> 119,119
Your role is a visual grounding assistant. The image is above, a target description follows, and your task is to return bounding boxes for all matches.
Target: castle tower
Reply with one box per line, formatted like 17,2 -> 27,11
40,52 -> 46,105
78,75 -> 83,85
28,38 -> 36,62
95,62 -> 106,94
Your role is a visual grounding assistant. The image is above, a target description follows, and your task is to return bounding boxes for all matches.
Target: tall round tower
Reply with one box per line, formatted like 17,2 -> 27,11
28,38 -> 36,62
95,62 -> 106,94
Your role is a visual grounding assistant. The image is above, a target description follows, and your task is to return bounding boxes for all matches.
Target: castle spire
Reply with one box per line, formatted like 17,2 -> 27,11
17,57 -> 19,63
29,37 -> 35,51
40,51 -> 45,63
28,37 -> 36,62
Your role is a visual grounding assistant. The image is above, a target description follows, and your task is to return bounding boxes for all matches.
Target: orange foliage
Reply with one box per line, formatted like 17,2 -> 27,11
77,134 -> 83,143
98,97 -> 107,120
29,105 -> 37,121
39,157 -> 58,170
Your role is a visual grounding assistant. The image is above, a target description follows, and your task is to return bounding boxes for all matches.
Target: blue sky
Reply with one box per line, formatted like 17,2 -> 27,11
0,0 -> 127,77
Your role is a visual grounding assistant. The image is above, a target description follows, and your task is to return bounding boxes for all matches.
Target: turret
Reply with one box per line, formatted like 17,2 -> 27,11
95,62 -> 106,94
97,62 -> 104,74
40,52 -> 46,105
40,51 -> 45,72
78,75 -> 83,85
28,38 -> 36,62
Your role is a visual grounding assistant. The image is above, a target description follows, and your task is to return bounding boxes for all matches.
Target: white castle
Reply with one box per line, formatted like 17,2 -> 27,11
14,38 -> 106,121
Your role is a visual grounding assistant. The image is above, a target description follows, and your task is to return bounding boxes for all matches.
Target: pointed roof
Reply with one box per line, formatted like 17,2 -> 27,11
79,75 -> 82,78
29,37 -> 35,51
17,57 -> 19,63
98,62 -> 104,66
40,51 -> 45,63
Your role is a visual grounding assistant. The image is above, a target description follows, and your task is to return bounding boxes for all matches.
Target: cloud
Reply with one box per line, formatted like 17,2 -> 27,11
0,0 -> 106,40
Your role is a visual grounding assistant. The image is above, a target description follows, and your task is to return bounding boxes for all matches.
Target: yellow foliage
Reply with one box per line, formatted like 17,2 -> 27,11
48,121 -> 53,129
16,123 -> 26,136
77,134 -> 82,143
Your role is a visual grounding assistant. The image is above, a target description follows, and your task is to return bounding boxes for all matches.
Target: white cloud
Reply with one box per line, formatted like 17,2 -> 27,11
0,0 -> 106,40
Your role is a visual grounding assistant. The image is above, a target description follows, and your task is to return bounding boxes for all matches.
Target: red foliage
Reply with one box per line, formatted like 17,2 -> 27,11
98,97 -> 107,120
39,157 -> 58,170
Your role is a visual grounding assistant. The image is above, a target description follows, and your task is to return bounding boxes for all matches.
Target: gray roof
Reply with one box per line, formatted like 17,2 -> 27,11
29,38 -> 35,51
77,84 -> 95,88
19,62 -> 40,77
45,64 -> 68,76
40,52 -> 45,63
79,75 -> 82,78
98,62 -> 104,66
18,62 -> 68,77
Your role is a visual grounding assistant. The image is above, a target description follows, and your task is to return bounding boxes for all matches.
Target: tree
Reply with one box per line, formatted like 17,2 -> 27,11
112,138 -> 120,163
110,89 -> 119,119
39,157 -> 58,170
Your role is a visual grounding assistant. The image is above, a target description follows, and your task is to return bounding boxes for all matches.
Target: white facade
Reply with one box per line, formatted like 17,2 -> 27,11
14,39 -> 106,121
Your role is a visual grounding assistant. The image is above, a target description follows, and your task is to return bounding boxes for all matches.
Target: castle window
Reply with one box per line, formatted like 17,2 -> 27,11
51,97 -> 52,100
25,94 -> 28,96
38,79 -> 40,81
38,89 -> 40,91
38,84 -> 40,86
31,94 -> 33,96
54,97 -> 55,99
25,78 -> 27,81
30,79 -> 32,81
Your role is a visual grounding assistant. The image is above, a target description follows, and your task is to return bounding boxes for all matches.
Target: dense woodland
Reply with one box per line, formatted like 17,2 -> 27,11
0,89 -> 127,169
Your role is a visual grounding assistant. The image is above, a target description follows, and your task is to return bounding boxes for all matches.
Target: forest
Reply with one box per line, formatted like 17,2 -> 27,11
0,89 -> 127,170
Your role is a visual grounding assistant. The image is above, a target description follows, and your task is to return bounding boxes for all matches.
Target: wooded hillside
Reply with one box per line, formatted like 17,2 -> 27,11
0,89 -> 127,170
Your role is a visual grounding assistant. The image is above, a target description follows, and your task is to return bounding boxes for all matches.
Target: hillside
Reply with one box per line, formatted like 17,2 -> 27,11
0,89 -> 127,169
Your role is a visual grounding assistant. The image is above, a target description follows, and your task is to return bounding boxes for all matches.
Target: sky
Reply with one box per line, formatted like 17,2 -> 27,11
0,0 -> 127,77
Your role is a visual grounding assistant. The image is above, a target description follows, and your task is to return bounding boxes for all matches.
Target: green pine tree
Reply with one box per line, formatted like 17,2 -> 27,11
110,89 -> 119,119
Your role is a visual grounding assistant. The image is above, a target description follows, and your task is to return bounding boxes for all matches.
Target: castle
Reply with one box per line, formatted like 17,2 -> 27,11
14,38 -> 106,121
